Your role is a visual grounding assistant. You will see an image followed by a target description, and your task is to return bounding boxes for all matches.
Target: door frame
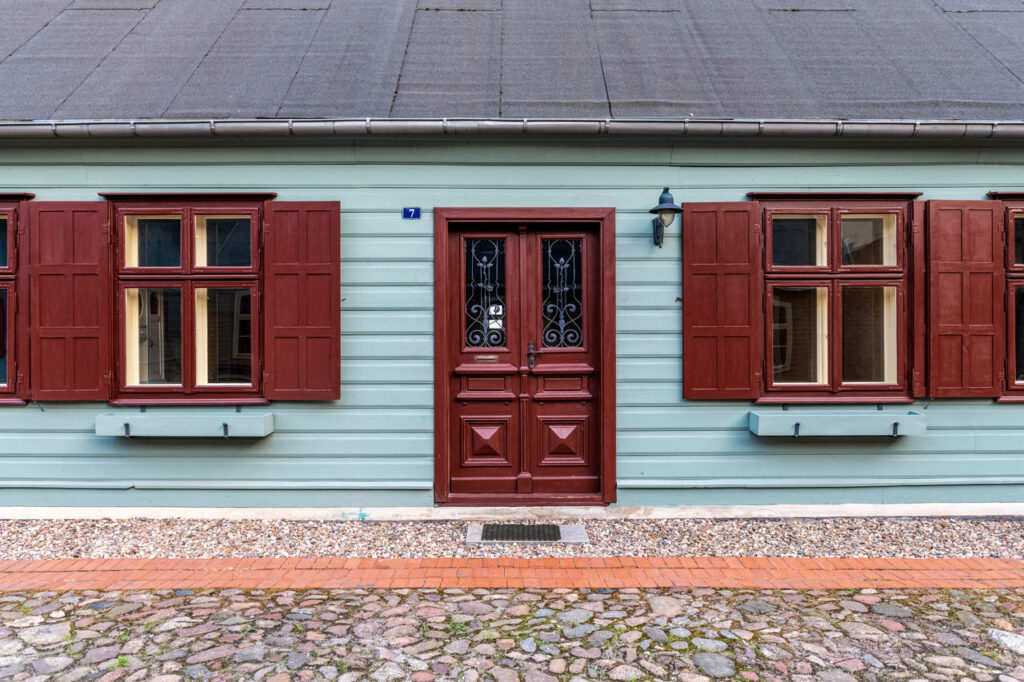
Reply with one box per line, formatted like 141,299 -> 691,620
433,207 -> 616,506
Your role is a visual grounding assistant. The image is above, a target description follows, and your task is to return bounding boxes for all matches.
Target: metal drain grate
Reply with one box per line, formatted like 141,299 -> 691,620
480,523 -> 561,542
466,523 -> 588,544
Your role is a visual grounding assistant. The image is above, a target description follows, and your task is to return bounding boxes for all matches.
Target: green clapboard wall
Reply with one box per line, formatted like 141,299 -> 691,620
0,136 -> 1023,506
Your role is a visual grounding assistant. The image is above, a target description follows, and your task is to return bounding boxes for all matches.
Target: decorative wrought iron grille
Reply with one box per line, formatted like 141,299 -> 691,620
465,238 -> 507,347
541,238 -> 583,347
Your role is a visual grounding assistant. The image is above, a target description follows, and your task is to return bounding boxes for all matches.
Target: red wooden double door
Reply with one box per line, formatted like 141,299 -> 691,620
440,221 -> 606,503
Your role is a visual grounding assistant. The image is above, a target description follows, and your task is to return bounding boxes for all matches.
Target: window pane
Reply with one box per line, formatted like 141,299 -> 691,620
0,290 -> 7,385
842,286 -> 897,383
772,215 -> 826,266
1016,289 -> 1024,381
841,214 -> 896,266
772,287 -> 828,384
125,216 -> 180,267
125,288 -> 182,385
1016,217 -> 1024,266
195,216 -> 252,267
465,238 -> 507,347
196,288 -> 252,385
0,217 -> 7,268
541,238 -> 583,348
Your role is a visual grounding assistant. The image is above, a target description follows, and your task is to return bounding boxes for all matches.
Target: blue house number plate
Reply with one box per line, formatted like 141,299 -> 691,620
403,207 -> 421,219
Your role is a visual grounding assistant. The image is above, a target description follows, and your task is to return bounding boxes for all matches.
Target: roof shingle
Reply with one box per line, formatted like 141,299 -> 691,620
3,0 -> 1024,121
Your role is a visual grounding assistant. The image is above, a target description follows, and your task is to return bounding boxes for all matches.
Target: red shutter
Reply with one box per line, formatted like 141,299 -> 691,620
683,202 -> 763,399
29,202 -> 111,400
911,200 -> 928,397
264,201 -> 340,400
926,200 -> 1005,397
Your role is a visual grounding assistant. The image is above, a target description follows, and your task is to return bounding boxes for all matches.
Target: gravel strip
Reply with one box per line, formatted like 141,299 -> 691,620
0,517 -> 1022,560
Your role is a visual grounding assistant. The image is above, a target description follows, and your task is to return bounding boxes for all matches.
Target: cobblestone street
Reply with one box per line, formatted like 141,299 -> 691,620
4,586 -> 1024,682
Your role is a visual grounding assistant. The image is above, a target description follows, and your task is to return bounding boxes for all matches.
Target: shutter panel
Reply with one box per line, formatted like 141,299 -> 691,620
29,202 -> 111,400
264,201 -> 340,400
683,202 -> 763,399
926,200 -> 1005,397
911,200 -> 928,397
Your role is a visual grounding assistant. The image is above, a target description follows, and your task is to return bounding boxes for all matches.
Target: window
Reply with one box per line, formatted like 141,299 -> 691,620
116,202 -> 259,398
764,204 -> 906,398
0,203 -> 16,399
681,198 -> 915,402
1005,204 -> 1024,394
22,198 -> 340,404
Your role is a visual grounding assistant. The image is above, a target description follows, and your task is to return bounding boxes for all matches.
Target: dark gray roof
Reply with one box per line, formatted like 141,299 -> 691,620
4,0 -> 1024,121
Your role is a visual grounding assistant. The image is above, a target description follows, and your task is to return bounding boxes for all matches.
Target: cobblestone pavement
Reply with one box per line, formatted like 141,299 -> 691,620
3,588 -> 1024,682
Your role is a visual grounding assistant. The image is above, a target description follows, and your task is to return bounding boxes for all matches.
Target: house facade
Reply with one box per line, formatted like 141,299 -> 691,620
0,128 -> 1023,507
3,0 -> 1024,508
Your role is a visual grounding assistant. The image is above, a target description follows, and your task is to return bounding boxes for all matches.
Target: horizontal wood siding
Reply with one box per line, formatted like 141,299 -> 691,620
1,139 -> 1024,504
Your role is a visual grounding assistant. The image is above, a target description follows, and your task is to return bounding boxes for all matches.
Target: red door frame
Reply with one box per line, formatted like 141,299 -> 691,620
433,207 -> 616,506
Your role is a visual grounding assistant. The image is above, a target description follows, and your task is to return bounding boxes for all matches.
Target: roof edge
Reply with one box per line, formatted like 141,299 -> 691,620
0,118 -> 1022,139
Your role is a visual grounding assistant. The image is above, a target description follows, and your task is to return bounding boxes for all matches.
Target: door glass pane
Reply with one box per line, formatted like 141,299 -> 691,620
125,216 -> 181,267
465,238 -> 507,347
0,289 -> 7,385
842,286 -> 897,383
195,216 -> 252,267
124,288 -> 182,385
196,288 -> 252,385
0,217 -> 7,268
1016,217 -> 1024,265
541,238 -> 584,348
841,214 -> 896,266
772,287 -> 828,384
771,215 -> 826,266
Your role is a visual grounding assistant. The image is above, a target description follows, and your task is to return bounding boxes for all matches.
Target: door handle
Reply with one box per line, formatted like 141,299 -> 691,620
528,342 -> 536,369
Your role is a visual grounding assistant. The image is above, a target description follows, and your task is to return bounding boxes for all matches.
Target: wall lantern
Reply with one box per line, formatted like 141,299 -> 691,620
648,187 -> 682,248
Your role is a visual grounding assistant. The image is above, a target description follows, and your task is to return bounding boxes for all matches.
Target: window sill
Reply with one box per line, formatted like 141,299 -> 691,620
95,412 -> 273,438
755,395 -> 913,404
748,410 -> 925,437
109,397 -> 270,406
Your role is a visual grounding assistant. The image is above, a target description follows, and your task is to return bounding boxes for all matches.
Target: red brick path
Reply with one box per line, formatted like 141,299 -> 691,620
1,557 -> 1023,591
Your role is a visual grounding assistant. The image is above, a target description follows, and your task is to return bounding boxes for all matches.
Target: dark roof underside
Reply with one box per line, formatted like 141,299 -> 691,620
4,0 -> 1024,121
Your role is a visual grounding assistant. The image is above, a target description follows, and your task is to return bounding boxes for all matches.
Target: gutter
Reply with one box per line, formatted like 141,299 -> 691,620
0,118 -> 1022,139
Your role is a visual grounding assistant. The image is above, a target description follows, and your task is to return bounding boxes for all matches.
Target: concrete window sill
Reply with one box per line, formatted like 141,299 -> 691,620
95,413 -> 274,438
748,410 -> 925,437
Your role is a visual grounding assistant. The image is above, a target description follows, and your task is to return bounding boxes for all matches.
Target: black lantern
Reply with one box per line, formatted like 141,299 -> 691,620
648,187 -> 682,248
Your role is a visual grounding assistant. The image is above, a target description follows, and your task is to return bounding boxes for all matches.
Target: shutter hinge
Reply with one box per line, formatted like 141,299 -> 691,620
16,371 -> 25,392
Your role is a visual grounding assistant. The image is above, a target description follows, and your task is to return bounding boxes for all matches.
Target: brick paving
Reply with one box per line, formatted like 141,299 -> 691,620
1,557 -> 1024,592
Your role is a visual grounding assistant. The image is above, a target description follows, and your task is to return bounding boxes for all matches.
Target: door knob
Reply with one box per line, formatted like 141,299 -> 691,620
528,342 -> 536,369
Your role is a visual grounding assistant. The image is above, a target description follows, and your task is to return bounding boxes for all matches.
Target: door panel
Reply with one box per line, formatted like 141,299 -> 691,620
448,225 -> 601,500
